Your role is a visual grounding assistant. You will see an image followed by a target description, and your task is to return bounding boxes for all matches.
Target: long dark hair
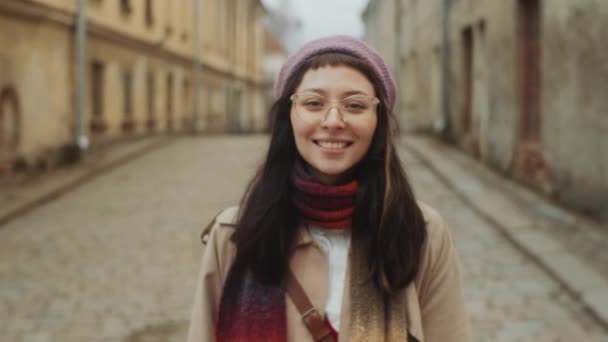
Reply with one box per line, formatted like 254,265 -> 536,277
231,52 -> 427,294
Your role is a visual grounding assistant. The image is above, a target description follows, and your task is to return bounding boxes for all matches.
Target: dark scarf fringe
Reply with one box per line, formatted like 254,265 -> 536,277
215,264 -> 287,342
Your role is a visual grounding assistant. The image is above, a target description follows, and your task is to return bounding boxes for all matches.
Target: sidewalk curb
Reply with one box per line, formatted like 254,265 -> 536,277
402,135 -> 608,332
0,136 -> 177,228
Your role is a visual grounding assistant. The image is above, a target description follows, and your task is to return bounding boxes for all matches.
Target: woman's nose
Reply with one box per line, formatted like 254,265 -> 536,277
321,107 -> 346,129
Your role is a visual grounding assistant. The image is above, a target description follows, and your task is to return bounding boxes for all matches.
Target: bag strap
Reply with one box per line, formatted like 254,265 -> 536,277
286,269 -> 337,342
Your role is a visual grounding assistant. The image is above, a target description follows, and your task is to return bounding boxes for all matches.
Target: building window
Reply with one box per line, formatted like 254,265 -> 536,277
0,87 -> 21,158
89,0 -> 103,8
146,70 -> 156,130
122,68 -> 135,132
121,0 -> 132,15
461,26 -> 473,133
165,3 -> 173,36
123,69 -> 133,117
145,0 -> 154,27
90,61 -> 106,133
166,72 -> 174,130
147,71 -> 155,118
91,62 -> 104,118
183,79 -> 191,120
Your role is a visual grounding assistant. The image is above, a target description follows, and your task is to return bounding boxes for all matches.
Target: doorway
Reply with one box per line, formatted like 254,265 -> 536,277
518,0 -> 541,143
515,0 -> 551,189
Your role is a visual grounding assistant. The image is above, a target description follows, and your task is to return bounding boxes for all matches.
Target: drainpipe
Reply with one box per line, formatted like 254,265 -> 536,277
438,0 -> 452,138
75,0 -> 89,152
193,0 -> 203,132
394,0 -> 403,131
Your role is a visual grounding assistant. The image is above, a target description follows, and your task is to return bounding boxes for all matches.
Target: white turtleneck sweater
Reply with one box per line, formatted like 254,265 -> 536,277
307,225 -> 351,331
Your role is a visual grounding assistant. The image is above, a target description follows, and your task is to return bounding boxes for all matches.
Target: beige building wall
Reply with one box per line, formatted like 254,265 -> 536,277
0,0 -> 267,171
400,0 -> 442,132
0,14 -> 72,164
363,0 -> 429,132
362,0 -> 397,73
538,0 -> 608,217
376,0 -> 608,220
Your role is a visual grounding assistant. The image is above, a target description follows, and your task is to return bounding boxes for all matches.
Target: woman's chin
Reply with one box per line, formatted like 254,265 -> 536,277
309,167 -> 353,185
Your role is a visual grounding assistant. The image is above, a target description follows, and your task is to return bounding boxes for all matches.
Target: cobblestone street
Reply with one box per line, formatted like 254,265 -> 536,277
1,135 -> 607,341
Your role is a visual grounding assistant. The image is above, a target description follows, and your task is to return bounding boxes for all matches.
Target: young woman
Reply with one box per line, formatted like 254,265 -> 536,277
187,35 -> 471,342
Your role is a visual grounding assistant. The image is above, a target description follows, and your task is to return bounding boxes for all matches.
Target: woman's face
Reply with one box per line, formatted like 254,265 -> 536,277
290,65 -> 378,185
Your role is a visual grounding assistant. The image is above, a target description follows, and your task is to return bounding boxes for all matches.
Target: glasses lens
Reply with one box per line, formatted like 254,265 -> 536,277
342,95 -> 374,114
293,94 -> 327,122
291,93 -> 378,122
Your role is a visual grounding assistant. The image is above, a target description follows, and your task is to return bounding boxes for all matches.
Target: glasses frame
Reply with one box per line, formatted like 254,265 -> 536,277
290,92 -> 380,123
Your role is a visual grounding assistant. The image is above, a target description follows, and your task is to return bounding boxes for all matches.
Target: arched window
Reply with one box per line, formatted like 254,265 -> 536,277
0,86 -> 21,169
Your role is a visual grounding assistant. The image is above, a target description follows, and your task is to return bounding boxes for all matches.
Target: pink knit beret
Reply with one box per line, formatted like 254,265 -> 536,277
274,35 -> 397,111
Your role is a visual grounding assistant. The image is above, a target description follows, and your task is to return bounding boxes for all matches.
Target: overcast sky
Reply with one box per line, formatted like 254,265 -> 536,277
261,0 -> 370,52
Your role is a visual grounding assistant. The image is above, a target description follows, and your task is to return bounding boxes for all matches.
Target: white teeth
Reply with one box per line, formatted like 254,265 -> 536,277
317,141 -> 348,149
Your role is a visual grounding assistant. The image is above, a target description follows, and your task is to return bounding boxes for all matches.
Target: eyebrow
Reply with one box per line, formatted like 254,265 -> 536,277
300,88 -> 371,97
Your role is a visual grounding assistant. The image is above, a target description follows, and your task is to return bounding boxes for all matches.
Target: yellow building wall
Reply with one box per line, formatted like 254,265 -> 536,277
0,0 -> 267,169
0,14 -> 71,162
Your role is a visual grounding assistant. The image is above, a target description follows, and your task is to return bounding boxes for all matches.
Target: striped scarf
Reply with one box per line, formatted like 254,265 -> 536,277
292,161 -> 358,229
214,164 -> 409,341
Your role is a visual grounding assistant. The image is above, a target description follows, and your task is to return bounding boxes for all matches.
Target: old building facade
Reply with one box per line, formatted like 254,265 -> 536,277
362,0 -> 403,128
261,28 -> 287,131
0,0 -> 266,172
364,0 -> 608,220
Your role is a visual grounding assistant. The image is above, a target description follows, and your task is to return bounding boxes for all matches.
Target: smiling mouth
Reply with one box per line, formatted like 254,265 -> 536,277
313,140 -> 353,149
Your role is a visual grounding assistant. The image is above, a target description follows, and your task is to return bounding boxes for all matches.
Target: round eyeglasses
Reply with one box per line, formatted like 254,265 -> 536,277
290,92 -> 379,123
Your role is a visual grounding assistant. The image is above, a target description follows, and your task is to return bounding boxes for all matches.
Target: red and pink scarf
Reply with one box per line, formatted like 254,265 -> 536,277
292,161 -> 358,229
214,163 -> 409,341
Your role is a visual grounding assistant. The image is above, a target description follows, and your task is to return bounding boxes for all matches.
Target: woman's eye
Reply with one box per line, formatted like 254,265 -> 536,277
344,102 -> 367,111
303,100 -> 324,109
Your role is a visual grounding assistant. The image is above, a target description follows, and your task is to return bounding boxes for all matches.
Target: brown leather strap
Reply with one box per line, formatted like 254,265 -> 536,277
286,270 -> 336,342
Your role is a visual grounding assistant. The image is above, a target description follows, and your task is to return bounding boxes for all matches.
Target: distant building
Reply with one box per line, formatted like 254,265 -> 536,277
262,28 -> 287,131
264,0 -> 302,53
364,0 -> 608,221
0,0 -> 267,172
362,0 -> 409,132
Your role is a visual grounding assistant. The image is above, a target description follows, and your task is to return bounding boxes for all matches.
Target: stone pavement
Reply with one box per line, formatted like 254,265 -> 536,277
0,135 -> 173,227
0,135 -> 263,342
0,134 -> 607,341
402,135 -> 608,335
400,136 -> 608,341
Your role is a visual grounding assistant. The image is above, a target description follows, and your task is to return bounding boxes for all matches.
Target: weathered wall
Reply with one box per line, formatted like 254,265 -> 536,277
370,0 -> 608,220
406,0 -> 442,132
447,0 -> 519,172
0,0 -> 267,170
0,15 -> 71,162
86,37 -> 196,137
541,0 -> 608,217
363,0 -> 397,74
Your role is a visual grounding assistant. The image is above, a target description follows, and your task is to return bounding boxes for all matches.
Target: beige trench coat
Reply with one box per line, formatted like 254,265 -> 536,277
187,202 -> 471,342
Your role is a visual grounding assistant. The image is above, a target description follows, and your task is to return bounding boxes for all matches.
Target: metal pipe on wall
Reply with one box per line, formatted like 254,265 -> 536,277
75,0 -> 89,151
394,0 -> 403,129
439,0 -> 452,138
193,0 -> 203,132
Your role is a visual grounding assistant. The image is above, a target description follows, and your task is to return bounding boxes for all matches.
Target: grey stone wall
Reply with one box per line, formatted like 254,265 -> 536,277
370,0 -> 608,220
